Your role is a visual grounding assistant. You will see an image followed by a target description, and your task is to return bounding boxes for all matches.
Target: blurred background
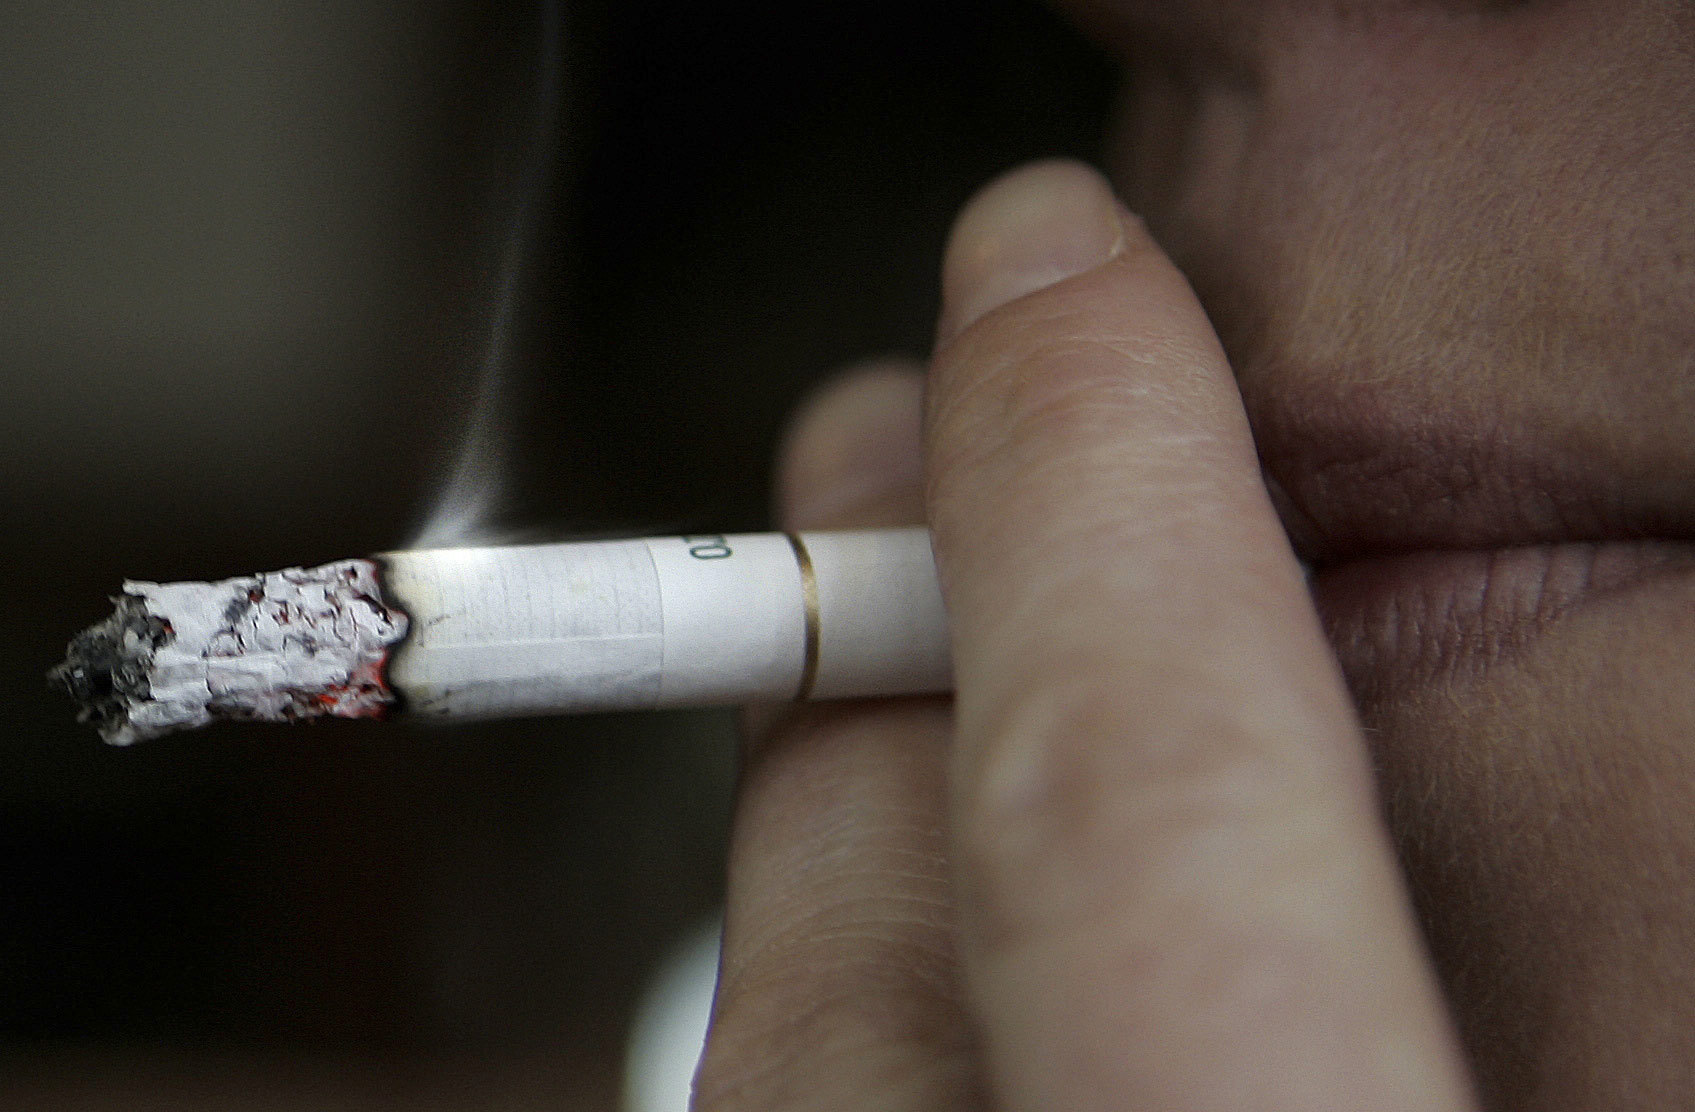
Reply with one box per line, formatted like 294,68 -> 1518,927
0,1 -> 1110,1106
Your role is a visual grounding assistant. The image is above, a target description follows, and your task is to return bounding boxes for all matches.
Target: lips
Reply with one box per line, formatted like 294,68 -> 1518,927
1307,541 -> 1695,696
1250,382 -> 1695,694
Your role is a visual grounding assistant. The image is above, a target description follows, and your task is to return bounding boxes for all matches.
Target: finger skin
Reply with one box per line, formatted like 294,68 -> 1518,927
926,163 -> 1475,1111
773,361 -> 928,534
696,362 -> 984,1112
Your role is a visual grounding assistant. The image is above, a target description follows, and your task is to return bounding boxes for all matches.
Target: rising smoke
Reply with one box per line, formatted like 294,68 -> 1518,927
411,0 -> 563,549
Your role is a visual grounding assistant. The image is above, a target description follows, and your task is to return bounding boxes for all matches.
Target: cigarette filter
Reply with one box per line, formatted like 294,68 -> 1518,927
53,528 -> 950,745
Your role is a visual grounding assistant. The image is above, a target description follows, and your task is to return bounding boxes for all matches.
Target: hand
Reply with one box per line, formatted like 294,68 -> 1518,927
694,161 -> 1475,1110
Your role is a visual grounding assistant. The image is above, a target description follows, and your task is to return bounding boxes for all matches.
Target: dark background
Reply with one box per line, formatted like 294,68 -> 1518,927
0,1 -> 1111,1106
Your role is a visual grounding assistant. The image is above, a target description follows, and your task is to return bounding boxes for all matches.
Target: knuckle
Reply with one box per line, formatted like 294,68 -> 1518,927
952,669 -> 1310,953
949,672 -> 1128,944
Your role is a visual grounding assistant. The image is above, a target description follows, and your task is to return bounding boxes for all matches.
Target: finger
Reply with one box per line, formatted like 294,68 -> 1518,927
926,161 -> 1475,1110
741,361 -> 928,747
696,361 -> 980,1112
774,359 -> 928,533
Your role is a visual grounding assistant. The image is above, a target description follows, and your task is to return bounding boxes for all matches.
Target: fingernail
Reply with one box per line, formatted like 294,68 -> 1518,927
938,160 -> 1126,344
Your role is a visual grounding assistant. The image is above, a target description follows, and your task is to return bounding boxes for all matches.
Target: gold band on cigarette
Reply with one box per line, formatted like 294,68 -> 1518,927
786,532 -> 820,700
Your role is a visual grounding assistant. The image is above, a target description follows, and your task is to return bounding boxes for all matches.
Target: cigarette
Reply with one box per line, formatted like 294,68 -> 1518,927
51,527 -> 951,745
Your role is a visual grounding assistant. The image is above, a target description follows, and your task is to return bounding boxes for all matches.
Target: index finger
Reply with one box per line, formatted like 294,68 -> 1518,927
926,161 -> 1475,1111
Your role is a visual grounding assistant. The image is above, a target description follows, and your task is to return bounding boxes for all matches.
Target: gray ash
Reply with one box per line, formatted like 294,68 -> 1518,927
48,595 -> 171,737
52,559 -> 406,745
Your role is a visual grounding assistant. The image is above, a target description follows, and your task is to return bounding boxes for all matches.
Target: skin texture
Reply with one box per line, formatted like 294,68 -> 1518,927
697,2 -> 1695,1109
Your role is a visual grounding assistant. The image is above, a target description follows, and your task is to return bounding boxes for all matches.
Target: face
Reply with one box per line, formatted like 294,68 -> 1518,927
1053,0 -> 1695,1104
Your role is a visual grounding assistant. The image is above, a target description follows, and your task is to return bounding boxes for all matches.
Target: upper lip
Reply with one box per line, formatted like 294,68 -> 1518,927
1248,380 -> 1693,570
1090,16 -> 1695,570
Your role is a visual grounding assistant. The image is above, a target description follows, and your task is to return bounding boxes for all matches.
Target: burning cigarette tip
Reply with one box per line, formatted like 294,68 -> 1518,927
49,595 -> 170,740
50,560 -> 409,746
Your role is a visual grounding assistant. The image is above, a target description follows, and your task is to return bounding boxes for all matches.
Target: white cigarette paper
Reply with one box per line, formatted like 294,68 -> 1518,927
382,528 -> 950,718
53,527 -> 952,743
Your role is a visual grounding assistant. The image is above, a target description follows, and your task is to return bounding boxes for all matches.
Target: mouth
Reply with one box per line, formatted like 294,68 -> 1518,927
1255,385 -> 1695,692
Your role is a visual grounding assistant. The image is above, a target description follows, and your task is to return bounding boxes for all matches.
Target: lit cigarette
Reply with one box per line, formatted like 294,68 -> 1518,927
51,528 -> 950,745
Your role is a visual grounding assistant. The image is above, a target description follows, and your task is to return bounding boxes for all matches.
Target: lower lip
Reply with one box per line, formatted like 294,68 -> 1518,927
1308,541 -> 1695,690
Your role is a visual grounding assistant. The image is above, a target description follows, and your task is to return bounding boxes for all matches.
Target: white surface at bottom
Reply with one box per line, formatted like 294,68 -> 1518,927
623,915 -> 722,1112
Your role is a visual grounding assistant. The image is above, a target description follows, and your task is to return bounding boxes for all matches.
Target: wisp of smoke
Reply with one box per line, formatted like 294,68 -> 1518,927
412,0 -> 562,550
